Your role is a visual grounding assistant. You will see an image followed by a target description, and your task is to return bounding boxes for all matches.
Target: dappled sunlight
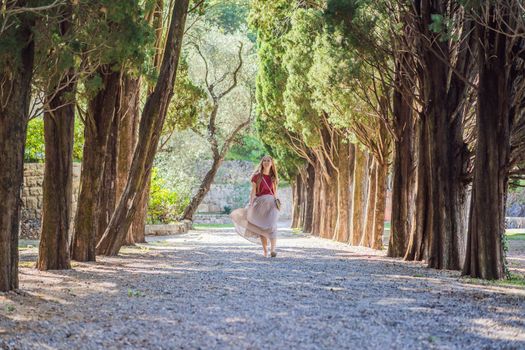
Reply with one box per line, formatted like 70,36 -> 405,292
376,297 -> 417,306
3,228 -> 524,348
471,318 -> 525,342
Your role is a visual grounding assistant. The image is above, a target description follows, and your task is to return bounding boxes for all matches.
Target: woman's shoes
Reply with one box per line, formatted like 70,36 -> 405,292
270,251 -> 277,258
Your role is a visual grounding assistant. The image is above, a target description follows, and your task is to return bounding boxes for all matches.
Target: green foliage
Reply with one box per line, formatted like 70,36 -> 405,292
428,13 -> 460,42
127,288 -> 145,297
147,168 -> 190,224
5,305 -> 16,313
163,59 -> 207,135
250,0 -> 393,180
30,0 -> 155,102
463,273 -> 525,287
225,134 -> 267,163
203,0 -> 251,33
506,233 -> 525,241
25,117 -> 85,162
25,118 -> 45,162
503,274 -> 525,287
223,205 -> 232,214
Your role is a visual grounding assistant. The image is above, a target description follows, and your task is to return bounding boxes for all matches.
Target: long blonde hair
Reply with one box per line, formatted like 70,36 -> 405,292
253,155 -> 278,189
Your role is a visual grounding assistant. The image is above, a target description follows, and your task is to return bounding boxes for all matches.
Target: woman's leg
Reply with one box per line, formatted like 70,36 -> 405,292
260,236 -> 268,257
270,239 -> 276,256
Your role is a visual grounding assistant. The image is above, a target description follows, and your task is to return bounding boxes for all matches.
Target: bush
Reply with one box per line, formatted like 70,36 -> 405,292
147,168 -> 189,224
223,205 -> 232,214
225,134 -> 267,163
25,117 -> 85,162
25,118 -> 45,162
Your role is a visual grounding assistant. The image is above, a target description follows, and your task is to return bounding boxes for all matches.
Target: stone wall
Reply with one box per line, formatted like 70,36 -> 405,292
19,161 -> 525,235
21,163 -> 81,239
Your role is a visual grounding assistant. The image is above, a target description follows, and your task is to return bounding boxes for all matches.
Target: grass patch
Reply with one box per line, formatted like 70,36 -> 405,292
127,288 -> 145,297
194,223 -> 234,229
462,273 -> 525,288
384,221 -> 391,230
291,227 -> 303,235
499,274 -> 525,287
5,305 -> 15,313
506,232 -> 525,241
18,240 -> 39,250
19,261 -> 35,268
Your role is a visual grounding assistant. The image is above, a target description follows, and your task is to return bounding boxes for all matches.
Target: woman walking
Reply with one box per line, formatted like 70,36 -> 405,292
230,155 -> 280,257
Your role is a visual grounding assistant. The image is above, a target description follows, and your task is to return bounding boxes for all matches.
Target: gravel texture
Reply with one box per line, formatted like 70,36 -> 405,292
1,227 -> 525,350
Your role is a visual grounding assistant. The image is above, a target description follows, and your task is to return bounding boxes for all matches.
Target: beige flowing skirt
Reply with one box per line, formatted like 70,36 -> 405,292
230,194 -> 279,244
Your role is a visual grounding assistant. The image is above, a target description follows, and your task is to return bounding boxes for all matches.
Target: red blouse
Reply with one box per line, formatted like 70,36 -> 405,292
251,173 -> 275,196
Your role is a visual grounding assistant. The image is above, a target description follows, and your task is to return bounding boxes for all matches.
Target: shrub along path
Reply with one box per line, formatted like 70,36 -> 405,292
1,228 -> 525,349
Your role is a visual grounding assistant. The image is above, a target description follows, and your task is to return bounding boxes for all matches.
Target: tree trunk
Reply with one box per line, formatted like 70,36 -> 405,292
413,0 -> 472,270
0,15 -> 34,291
131,173 -> 150,244
71,69 -> 121,261
129,79 -> 147,244
426,87 -> 468,270
350,147 -> 369,245
96,75 -> 141,246
373,161 -> 388,250
405,115 -> 431,261
96,0 -> 190,256
303,162 -> 315,233
311,158 -> 323,236
38,83 -> 76,270
361,159 -> 377,247
182,157 -> 224,220
334,142 -> 350,242
320,173 -> 338,239
388,68 -> 415,257
347,143 -> 356,244
297,170 -> 307,229
463,13 -> 511,280
291,174 -> 302,228
96,108 -> 119,243
37,5 -> 75,271
118,76 -> 141,245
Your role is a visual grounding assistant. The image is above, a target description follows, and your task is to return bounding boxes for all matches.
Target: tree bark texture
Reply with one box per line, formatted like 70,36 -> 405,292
37,5 -> 75,271
96,109 -> 119,243
347,143 -> 356,244
350,147 -> 369,246
96,75 -> 141,245
0,14 -> 34,291
118,76 -> 141,245
373,161 -> 389,250
311,158 -> 323,237
96,0 -> 190,256
413,1 -> 472,270
388,61 -> 415,257
405,115 -> 432,262
463,9 -> 512,279
291,174 -> 302,228
361,159 -> 377,247
334,142 -> 350,242
302,162 -> 315,233
131,172 -> 150,244
71,69 -> 121,261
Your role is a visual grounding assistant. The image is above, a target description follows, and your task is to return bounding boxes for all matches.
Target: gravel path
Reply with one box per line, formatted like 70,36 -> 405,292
1,228 -> 525,350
